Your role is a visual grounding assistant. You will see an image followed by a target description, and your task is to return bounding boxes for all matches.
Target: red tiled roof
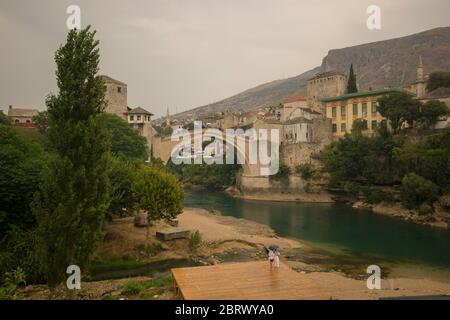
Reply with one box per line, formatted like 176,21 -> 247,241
282,95 -> 307,104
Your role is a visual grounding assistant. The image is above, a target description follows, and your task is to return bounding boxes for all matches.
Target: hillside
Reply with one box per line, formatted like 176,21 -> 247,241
173,27 -> 450,120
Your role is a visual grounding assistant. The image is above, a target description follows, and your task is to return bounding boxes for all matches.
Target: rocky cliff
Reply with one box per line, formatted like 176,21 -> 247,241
173,27 -> 450,120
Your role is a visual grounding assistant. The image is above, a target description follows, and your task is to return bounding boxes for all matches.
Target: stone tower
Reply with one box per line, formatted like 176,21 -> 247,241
306,71 -> 347,113
102,75 -> 128,119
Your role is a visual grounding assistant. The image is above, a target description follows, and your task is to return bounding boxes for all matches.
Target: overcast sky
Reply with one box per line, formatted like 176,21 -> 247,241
1,0 -> 449,118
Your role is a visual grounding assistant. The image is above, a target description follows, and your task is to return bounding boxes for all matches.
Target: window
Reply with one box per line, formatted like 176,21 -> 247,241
341,123 -> 346,132
371,102 -> 377,113
26,120 -> 31,123
137,115 -> 141,121
341,105 -> 346,117
117,86 -> 122,93
332,106 -> 336,117
353,104 -> 358,115
362,103 -> 367,115
332,124 -> 337,133
130,116 -> 134,121
371,120 -> 377,129
15,119 -> 19,123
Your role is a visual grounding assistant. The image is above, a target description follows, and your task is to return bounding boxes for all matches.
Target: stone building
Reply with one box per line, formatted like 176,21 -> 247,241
102,75 -> 128,119
322,88 -> 402,137
126,106 -> 154,151
7,105 -> 39,128
253,110 -> 332,169
280,95 -> 307,121
306,71 -> 347,113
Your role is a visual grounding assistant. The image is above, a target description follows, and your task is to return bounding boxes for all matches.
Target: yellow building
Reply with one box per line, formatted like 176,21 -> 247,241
322,88 -> 402,137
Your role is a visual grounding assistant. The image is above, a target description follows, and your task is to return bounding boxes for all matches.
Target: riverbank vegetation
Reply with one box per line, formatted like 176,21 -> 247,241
321,92 -> 449,213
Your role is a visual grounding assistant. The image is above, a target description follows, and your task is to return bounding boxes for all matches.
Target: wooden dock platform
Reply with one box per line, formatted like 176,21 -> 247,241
171,261 -> 330,300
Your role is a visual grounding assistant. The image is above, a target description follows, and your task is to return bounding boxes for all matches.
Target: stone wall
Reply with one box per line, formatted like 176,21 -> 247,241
236,174 -> 333,202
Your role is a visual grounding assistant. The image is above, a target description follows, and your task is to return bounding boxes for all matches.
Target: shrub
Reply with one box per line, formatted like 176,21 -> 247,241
188,230 -> 202,250
418,203 -> 434,215
296,163 -> 316,180
362,188 -> 390,204
0,267 -> 27,300
122,280 -> 146,295
400,173 -> 439,209
270,162 -> 290,180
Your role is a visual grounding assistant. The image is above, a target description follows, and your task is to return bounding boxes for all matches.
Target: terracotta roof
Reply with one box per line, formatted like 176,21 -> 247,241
422,87 -> 450,99
308,71 -> 346,81
7,107 -> 39,117
101,75 -> 127,86
282,95 -> 307,104
126,107 -> 154,115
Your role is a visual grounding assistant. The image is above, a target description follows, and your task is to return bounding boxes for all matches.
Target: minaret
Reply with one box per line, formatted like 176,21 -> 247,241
417,56 -> 424,82
165,107 -> 170,126
416,56 -> 425,98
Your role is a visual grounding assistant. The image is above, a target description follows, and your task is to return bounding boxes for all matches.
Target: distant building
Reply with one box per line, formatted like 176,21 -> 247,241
307,71 -> 347,113
102,75 -> 128,119
419,86 -> 450,129
7,105 -> 39,128
102,75 -> 155,153
280,95 -> 307,121
322,88 -> 403,137
126,106 -> 154,150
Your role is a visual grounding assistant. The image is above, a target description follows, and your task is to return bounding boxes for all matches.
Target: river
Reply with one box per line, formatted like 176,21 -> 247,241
185,190 -> 450,280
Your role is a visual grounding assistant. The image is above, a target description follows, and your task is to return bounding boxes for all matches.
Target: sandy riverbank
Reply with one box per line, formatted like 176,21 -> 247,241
20,207 -> 450,300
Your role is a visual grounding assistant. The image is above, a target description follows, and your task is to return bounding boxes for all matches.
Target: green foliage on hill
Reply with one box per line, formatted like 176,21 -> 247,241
378,93 -> 448,133
321,125 -> 450,210
426,71 -> 450,92
378,92 -> 421,134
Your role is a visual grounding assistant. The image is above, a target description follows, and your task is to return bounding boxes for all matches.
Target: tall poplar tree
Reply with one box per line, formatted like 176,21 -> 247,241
347,64 -> 358,93
33,26 -> 111,286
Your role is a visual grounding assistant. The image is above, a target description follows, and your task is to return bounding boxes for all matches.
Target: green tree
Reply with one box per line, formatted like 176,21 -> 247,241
100,113 -> 148,161
0,125 -> 46,234
426,71 -> 450,92
351,119 -> 367,137
347,64 -> 358,93
32,111 -> 49,133
0,110 -> 10,125
107,157 -> 136,218
400,173 -> 439,209
378,92 -> 421,134
417,100 -> 449,129
132,166 -> 184,223
32,27 -> 111,287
